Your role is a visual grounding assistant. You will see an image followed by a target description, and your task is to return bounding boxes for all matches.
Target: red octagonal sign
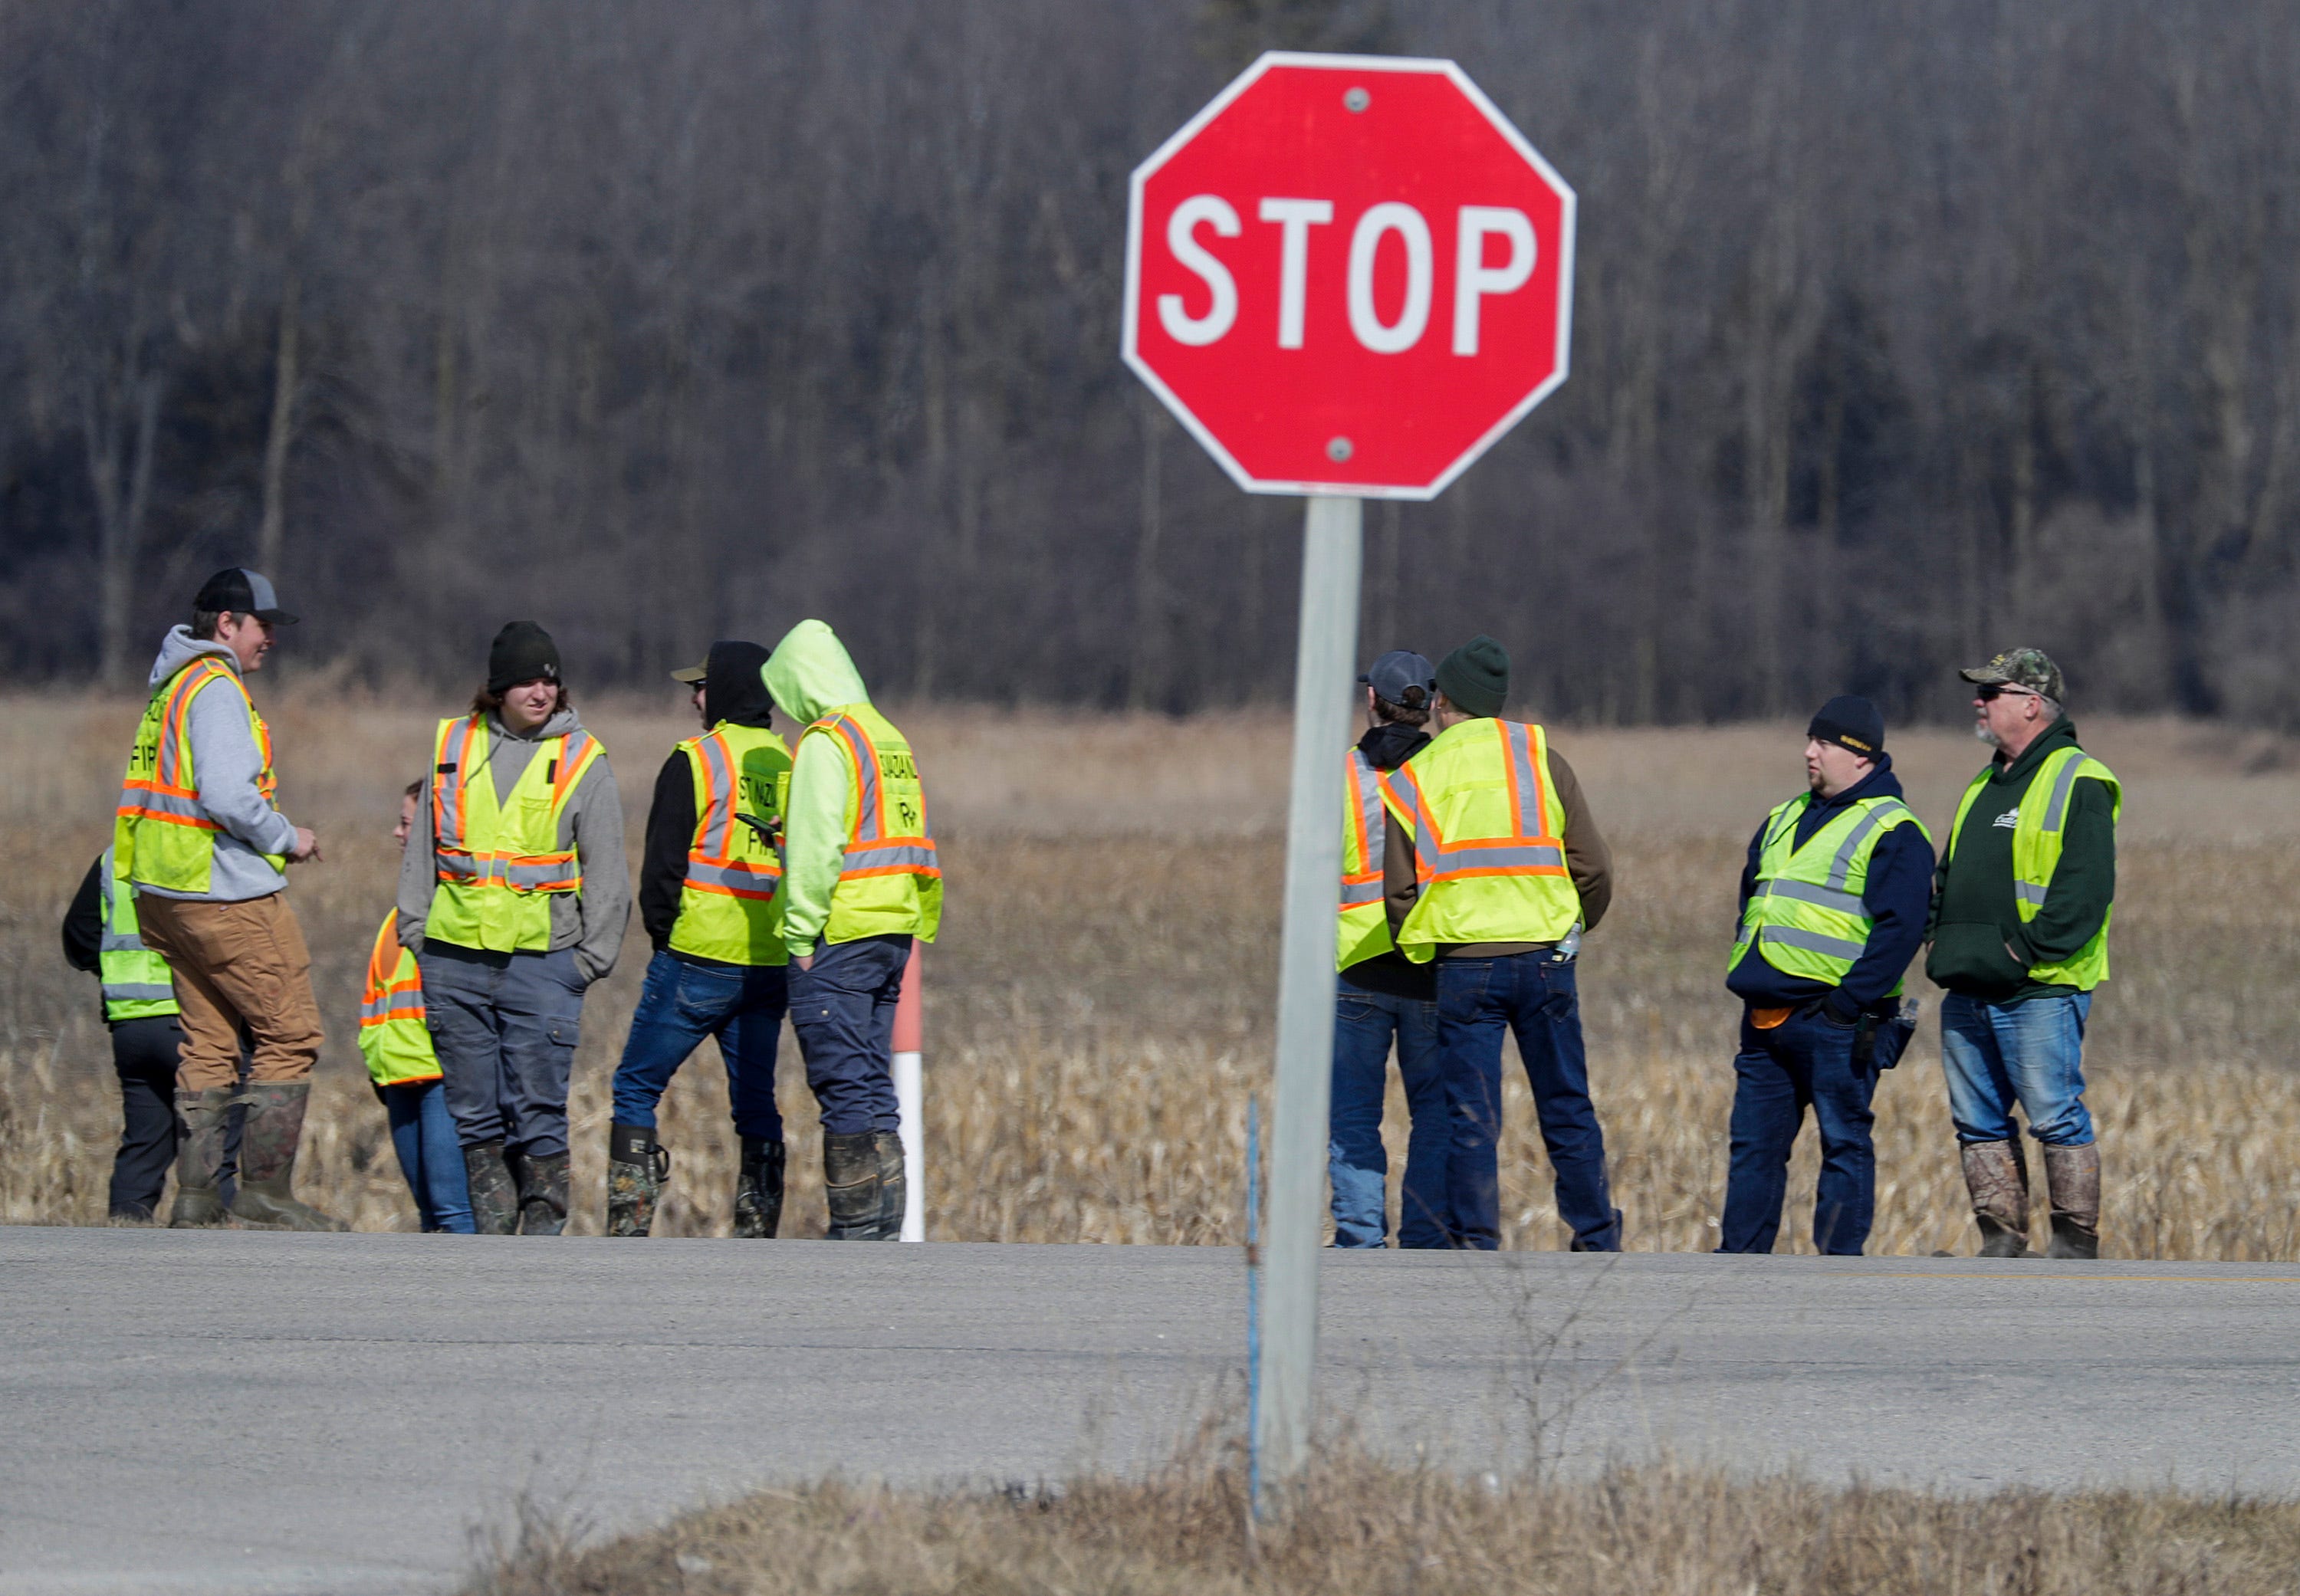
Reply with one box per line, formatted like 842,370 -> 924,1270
1124,53 -> 1575,501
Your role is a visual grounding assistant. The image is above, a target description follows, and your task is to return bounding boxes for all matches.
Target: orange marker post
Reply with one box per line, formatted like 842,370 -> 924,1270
891,943 -> 925,1243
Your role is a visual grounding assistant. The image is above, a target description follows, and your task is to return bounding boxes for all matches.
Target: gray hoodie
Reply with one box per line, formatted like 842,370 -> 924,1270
396,704 -> 631,983
134,627 -> 298,904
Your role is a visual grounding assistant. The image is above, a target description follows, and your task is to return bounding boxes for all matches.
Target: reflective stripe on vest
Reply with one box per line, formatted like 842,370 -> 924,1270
797,706 -> 942,946
426,716 -> 600,952
356,911 -> 441,1087
1947,745 -> 2121,991
95,845 -> 179,1022
669,724 -> 793,966
1731,793 -> 1927,987
1336,750 -> 1395,972
1388,719 -> 1581,960
826,714 -> 941,881
113,659 -> 283,893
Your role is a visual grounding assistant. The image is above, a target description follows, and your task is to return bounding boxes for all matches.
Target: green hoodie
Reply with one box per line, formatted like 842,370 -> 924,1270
761,619 -> 875,961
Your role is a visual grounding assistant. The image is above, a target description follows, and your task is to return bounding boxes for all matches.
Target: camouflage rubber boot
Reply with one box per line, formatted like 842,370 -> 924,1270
516,1150 -> 570,1235
871,1130 -> 908,1241
731,1137 -> 784,1239
606,1123 -> 669,1237
822,1131 -> 882,1240
168,1086 -> 235,1228
225,1082 -> 348,1232
462,1140 -> 519,1235
2042,1143 -> 2101,1259
1961,1139 -> 2033,1258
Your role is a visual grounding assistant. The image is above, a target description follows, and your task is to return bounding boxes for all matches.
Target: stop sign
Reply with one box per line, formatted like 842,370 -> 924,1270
1123,53 -> 1575,501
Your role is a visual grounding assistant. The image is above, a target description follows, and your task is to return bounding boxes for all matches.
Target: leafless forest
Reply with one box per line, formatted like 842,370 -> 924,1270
5,0 -> 2295,722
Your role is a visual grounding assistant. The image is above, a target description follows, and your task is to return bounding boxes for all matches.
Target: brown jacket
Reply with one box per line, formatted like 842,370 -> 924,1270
1383,732 -> 1612,954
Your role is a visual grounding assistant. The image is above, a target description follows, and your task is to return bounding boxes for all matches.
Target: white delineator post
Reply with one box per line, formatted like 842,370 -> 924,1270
892,943 -> 925,1243
1254,494 -> 1362,1502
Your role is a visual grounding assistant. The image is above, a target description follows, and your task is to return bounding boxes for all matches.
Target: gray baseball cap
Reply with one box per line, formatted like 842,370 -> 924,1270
1359,649 -> 1434,709
193,568 -> 297,625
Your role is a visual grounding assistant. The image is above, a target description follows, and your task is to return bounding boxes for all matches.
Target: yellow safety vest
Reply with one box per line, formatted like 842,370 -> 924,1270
357,912 -> 441,1087
426,715 -> 603,953
1382,718 -> 1581,961
670,723 -> 793,966
1730,793 -> 1929,988
1337,749 -> 1397,972
114,657 -> 284,893
1947,746 -> 2121,991
96,845 -> 179,1023
802,705 -> 941,944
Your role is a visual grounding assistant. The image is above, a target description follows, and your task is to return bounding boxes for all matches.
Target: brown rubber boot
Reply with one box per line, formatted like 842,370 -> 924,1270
462,1140 -> 518,1234
1961,1139 -> 2033,1257
732,1138 -> 784,1239
823,1131 -> 882,1240
871,1131 -> 908,1241
226,1082 -> 347,1232
169,1087 -> 234,1228
2042,1143 -> 2101,1259
516,1150 -> 570,1235
606,1123 -> 669,1237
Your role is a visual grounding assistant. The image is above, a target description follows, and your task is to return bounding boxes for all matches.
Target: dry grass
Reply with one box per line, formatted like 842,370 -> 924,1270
5,690 -> 2300,1255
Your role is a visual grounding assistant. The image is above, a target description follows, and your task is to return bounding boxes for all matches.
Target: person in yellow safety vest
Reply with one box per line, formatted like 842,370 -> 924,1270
1330,650 -> 1451,1250
761,619 -> 940,1240
396,623 -> 629,1235
113,567 -> 343,1231
1927,649 -> 2118,1259
1378,635 -> 1619,1251
1720,697 -> 1934,1256
605,642 -> 794,1238
356,783 -> 475,1233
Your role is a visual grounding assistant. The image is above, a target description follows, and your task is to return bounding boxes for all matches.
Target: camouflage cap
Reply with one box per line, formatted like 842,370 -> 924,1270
1959,647 -> 2063,701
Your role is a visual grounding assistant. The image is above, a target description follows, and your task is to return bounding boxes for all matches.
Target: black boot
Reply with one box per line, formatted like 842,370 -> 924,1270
516,1149 -> 570,1235
169,1086 -> 234,1228
463,1139 -> 518,1235
606,1123 -> 669,1237
227,1082 -> 347,1231
733,1137 -> 785,1239
823,1131 -> 882,1240
871,1131 -> 908,1241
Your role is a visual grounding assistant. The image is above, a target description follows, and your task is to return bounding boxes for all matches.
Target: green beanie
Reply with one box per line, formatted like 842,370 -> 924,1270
1435,635 -> 1509,718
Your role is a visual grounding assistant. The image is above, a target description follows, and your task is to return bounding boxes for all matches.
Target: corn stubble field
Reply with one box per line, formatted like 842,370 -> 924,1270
3,689 -> 2299,1258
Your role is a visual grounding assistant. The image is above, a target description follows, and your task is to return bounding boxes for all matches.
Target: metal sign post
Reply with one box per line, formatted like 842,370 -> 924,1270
1254,494 -> 1361,1495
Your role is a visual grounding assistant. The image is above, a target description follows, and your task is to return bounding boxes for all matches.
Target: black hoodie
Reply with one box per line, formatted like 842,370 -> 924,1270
639,642 -> 777,957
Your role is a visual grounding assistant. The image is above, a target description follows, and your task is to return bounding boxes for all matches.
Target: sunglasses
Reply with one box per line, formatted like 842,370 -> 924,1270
1973,685 -> 2036,702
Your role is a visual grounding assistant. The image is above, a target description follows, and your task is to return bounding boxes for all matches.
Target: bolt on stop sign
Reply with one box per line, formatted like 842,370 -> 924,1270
1123,53 -> 1576,500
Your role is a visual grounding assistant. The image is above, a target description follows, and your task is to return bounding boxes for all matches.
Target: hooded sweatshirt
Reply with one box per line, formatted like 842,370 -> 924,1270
133,627 -> 299,903
396,703 -> 630,982
760,619 -> 879,962
1725,754 -> 1935,1018
639,642 -> 777,955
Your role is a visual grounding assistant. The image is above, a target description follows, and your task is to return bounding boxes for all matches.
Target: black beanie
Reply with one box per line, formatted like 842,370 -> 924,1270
1434,635 -> 1509,718
1807,695 -> 1884,759
486,622 -> 562,694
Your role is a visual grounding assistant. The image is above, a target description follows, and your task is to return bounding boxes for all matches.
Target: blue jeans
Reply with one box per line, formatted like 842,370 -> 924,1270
383,1078 -> 475,1233
1719,1007 -> 1877,1255
419,943 -> 587,1157
1329,977 -> 1449,1248
787,934 -> 912,1136
1940,990 -> 2095,1147
611,951 -> 790,1141
1435,951 -> 1620,1251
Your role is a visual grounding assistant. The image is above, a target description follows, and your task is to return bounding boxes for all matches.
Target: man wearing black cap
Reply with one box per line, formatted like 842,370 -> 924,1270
113,568 -> 342,1230
1329,649 -> 1449,1249
1720,697 -> 1934,1255
1378,635 -> 1619,1250
603,641 -> 794,1237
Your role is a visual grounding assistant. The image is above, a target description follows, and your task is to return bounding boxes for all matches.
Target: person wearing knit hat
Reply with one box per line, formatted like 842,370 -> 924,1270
1720,696 -> 1934,1256
1377,635 -> 1622,1251
396,622 -> 629,1234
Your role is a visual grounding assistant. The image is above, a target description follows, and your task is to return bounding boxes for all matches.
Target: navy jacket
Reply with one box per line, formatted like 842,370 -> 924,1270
1725,756 -> 1935,1019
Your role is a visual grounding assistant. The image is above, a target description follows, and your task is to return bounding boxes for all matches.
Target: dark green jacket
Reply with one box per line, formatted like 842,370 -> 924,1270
1924,718 -> 2116,1003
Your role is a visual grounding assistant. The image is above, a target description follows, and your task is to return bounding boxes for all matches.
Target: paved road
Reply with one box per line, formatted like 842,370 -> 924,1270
5,1227 -> 2298,1595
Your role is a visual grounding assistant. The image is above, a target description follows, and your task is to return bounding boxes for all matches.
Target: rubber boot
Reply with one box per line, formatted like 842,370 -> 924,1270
870,1130 -> 908,1241
168,1086 -> 234,1228
606,1123 -> 669,1237
732,1137 -> 784,1239
463,1139 -> 518,1235
1962,1139 -> 2033,1257
2042,1143 -> 2102,1259
225,1082 -> 347,1231
823,1131 -> 882,1240
516,1149 -> 570,1235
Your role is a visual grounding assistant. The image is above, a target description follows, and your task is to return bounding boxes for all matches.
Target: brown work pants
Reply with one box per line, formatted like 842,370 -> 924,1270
133,892 -> 324,1089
